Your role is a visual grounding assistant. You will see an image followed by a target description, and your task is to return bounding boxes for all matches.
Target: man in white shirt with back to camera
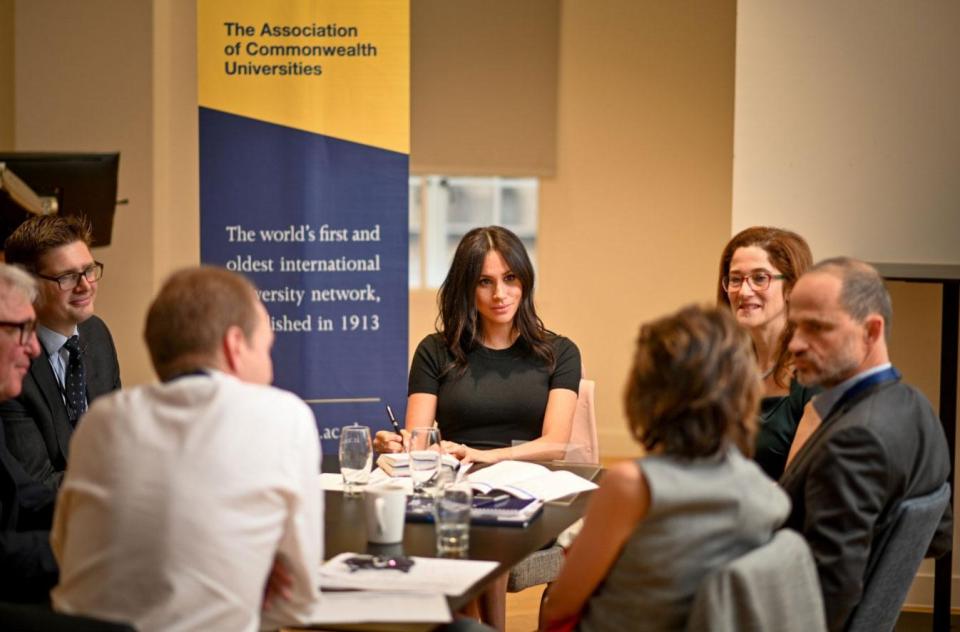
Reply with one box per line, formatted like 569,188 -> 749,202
50,266 -> 322,632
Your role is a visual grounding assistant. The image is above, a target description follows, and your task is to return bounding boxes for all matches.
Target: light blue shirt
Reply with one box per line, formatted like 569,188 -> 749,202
812,362 -> 894,420
37,324 -> 82,405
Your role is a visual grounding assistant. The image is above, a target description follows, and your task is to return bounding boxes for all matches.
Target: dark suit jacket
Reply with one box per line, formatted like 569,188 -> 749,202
0,316 -> 121,490
780,376 -> 951,632
0,414 -> 58,602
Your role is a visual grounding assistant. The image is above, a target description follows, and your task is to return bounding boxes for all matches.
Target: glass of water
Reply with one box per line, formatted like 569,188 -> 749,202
435,483 -> 472,555
339,424 -> 372,497
408,427 -> 443,496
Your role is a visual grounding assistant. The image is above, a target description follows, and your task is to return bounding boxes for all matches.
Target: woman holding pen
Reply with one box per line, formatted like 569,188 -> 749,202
374,225 -> 581,464
374,225 -> 580,631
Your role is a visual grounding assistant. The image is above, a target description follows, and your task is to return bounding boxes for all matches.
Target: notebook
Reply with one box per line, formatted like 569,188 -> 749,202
405,494 -> 544,528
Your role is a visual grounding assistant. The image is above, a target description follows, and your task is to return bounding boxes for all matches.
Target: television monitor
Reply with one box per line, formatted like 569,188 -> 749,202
0,152 -> 120,247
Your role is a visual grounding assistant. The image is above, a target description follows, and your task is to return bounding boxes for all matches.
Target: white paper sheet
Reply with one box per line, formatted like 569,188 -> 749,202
320,553 -> 498,596
309,590 -> 451,624
319,470 -> 413,493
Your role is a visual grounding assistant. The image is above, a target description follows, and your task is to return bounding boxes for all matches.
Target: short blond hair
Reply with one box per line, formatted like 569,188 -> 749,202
144,267 -> 261,381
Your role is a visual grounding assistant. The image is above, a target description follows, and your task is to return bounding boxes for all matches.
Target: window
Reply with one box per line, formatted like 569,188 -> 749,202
409,176 -> 539,289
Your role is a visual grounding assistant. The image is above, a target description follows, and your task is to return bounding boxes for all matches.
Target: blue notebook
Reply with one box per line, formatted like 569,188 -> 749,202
406,495 -> 544,528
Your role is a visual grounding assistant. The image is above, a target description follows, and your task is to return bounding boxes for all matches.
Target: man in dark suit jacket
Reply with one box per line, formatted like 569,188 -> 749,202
0,216 -> 121,489
0,263 -> 58,601
780,257 -> 951,632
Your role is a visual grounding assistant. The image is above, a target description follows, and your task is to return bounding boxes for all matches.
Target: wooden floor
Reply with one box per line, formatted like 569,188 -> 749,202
505,585 -> 547,632
504,597 -> 958,632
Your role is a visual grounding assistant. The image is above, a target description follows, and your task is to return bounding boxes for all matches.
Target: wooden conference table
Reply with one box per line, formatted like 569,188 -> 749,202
305,458 -> 600,631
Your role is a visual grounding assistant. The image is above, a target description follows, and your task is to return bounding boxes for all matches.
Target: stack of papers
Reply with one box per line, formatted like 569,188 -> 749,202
320,552 -> 498,596
376,452 -> 462,477
309,591 -> 450,625
311,553 -> 500,625
319,470 -> 414,493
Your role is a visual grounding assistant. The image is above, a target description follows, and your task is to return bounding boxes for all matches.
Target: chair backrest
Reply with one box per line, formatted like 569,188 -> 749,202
686,529 -> 827,632
564,378 -> 598,464
845,481 -> 951,632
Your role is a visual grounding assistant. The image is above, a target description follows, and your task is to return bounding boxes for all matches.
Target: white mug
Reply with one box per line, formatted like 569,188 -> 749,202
364,484 -> 407,544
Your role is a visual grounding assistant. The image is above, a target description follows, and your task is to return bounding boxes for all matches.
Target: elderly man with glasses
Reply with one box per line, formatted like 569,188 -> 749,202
0,263 -> 59,602
0,215 -> 121,490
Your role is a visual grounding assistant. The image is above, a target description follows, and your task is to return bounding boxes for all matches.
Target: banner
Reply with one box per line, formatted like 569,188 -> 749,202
198,0 -> 409,452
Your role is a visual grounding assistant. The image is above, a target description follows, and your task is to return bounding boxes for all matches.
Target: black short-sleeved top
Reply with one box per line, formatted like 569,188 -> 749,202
756,379 -> 818,480
408,333 -> 581,450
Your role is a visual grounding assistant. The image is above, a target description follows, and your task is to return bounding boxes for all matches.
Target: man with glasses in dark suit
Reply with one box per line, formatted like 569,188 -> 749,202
0,215 -> 121,490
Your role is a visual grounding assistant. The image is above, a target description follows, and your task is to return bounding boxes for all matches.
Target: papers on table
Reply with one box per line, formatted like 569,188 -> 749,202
320,552 -> 498,596
467,460 -> 599,502
319,469 -> 414,493
376,452 -> 462,476
309,590 -> 451,625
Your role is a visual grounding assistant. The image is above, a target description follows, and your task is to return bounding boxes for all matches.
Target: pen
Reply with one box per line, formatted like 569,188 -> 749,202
474,493 -> 510,507
385,405 -> 404,449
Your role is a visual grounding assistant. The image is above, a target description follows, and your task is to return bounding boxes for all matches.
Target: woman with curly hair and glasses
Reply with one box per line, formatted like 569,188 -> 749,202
717,226 -> 817,479
541,305 -> 789,632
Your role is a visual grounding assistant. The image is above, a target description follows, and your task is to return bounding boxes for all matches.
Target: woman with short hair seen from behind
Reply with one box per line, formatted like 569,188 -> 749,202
540,305 -> 789,632
717,226 -> 816,479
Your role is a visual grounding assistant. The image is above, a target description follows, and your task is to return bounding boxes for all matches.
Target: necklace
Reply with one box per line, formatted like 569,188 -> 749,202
760,364 -> 776,380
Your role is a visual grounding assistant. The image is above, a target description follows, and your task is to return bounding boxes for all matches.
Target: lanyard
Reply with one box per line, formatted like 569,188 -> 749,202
823,366 -> 901,421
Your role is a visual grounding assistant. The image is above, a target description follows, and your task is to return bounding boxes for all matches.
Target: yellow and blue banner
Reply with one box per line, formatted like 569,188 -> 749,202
198,0 -> 409,451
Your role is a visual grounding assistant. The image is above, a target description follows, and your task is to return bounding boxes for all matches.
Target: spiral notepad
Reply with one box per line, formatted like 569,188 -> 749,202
405,495 -> 544,528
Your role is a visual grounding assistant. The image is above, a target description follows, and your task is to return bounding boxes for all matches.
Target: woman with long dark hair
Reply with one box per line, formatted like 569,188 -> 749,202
716,226 -> 817,479
374,225 -> 581,463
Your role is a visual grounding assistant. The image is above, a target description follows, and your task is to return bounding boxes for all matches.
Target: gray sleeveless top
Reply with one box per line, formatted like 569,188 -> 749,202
578,446 -> 790,632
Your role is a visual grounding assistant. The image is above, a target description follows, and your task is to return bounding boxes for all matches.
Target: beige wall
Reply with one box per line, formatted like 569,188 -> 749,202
733,0 -> 960,265
152,0 -> 200,287
410,1 -> 738,458
7,0 -> 201,386
0,0 -> 12,149
14,0 -> 158,386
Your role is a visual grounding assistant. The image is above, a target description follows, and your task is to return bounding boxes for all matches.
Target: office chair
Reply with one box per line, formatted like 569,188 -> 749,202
507,376 -> 598,595
686,528 -> 827,632
846,482 -> 951,632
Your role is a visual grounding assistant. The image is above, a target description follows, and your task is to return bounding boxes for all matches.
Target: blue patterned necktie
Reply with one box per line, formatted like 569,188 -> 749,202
63,335 -> 87,424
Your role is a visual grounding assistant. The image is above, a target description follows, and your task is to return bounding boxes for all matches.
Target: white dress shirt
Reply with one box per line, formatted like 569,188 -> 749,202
51,370 -> 323,632
812,362 -> 894,420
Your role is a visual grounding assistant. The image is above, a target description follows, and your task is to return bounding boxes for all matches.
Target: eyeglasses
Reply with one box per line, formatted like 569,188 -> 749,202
0,318 -> 37,345
722,271 -> 785,292
36,262 -> 104,291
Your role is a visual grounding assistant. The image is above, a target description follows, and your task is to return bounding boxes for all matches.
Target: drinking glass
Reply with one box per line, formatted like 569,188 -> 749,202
435,483 -> 472,555
339,424 -> 373,497
408,427 -> 443,496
